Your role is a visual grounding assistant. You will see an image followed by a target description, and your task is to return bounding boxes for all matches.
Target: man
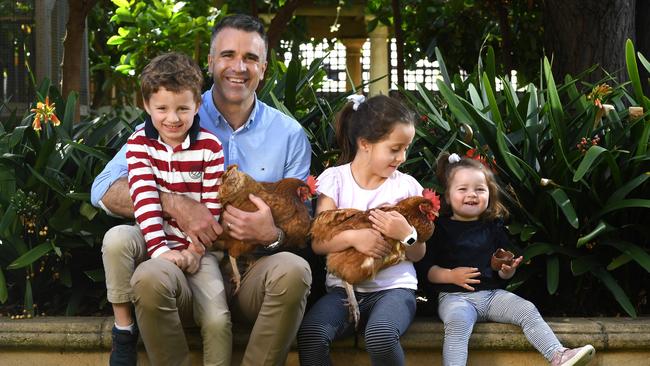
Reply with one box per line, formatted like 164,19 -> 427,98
92,14 -> 312,366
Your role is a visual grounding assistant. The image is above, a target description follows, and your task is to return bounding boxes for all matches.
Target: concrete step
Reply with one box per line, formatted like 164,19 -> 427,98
1,316 -> 649,365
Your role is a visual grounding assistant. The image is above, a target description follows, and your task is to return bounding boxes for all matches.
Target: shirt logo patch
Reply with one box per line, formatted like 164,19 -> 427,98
189,171 -> 203,180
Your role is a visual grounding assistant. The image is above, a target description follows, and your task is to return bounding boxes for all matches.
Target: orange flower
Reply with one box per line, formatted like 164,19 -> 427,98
587,84 -> 612,108
30,96 -> 60,131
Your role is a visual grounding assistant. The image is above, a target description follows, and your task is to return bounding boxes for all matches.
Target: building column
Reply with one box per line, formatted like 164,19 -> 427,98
341,38 -> 365,92
367,21 -> 389,96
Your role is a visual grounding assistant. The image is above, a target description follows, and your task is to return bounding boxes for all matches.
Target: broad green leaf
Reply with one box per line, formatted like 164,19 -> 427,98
437,80 -> 474,124
638,52 -> 650,73
435,47 -> 451,87
543,57 -> 569,166
0,268 -> 7,303
7,242 -> 54,269
602,240 -> 650,272
626,39 -> 650,157
9,126 -> 28,148
596,199 -> 650,218
0,204 -> 16,237
485,46 -> 496,87
607,254 -> 632,271
80,202 -> 98,221
576,221 -> 611,247
546,255 -> 559,294
26,165 -> 66,196
84,269 -> 106,282
106,35 -> 126,45
591,266 -> 637,317
571,255 -> 599,276
607,172 -> 650,204
548,188 -> 579,229
62,139 -> 112,161
112,0 -> 130,8
573,145 -> 621,186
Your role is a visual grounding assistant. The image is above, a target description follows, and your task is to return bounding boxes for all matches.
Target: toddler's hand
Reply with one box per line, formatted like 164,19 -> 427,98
449,267 -> 481,291
498,256 -> 523,279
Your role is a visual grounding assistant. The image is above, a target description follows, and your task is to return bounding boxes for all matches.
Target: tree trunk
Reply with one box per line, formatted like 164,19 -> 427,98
636,0 -> 650,95
267,0 -> 313,52
61,0 -> 98,120
391,0 -> 404,88
543,0 -> 636,83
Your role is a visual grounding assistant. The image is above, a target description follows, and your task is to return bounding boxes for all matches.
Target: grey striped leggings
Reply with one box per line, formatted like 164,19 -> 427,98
438,289 -> 564,366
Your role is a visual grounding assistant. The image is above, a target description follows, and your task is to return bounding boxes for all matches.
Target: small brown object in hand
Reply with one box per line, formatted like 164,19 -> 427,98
491,248 -> 515,271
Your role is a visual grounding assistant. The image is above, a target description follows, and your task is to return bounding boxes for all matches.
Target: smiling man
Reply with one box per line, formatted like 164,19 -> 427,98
92,14 -> 312,366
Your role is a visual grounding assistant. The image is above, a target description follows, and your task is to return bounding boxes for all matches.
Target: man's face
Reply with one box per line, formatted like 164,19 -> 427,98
208,27 -> 267,108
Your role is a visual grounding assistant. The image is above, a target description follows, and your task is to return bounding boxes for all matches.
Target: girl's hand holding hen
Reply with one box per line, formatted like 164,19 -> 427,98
368,209 -> 412,241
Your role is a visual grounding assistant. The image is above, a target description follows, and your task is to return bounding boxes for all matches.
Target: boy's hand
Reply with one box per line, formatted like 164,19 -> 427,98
159,250 -> 189,271
188,241 -> 206,256
498,256 -> 523,279
448,267 -> 481,291
181,249 -> 201,274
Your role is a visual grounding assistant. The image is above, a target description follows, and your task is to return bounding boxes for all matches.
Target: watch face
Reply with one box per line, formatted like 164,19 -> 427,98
406,237 -> 416,245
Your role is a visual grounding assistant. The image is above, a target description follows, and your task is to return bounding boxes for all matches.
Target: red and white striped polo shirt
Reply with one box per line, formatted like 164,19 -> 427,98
127,119 -> 224,258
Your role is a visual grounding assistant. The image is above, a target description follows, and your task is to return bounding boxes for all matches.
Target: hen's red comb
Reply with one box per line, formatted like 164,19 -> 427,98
423,188 -> 441,212
307,175 -> 318,195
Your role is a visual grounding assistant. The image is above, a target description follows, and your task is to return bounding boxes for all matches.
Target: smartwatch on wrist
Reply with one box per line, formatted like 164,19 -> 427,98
264,227 -> 284,251
400,225 -> 418,246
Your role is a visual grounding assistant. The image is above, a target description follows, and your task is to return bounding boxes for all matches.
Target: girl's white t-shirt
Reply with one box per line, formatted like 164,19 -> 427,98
316,163 -> 424,292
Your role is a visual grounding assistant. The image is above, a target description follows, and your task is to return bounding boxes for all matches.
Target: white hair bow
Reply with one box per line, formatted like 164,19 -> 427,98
346,94 -> 366,111
448,153 -> 462,163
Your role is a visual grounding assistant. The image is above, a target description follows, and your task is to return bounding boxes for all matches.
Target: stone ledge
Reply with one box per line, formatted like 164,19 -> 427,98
1,316 -> 649,351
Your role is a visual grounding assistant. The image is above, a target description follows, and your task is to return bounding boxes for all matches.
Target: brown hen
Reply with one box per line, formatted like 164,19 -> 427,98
310,190 -> 440,326
218,165 -> 316,292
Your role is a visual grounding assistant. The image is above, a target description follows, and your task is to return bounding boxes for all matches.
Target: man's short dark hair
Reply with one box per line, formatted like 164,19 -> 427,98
211,14 -> 268,51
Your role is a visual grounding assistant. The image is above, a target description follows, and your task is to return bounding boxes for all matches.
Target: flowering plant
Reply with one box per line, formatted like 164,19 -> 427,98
0,82 -> 129,316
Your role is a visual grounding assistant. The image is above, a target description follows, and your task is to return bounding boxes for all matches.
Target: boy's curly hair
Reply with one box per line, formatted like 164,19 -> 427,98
140,52 -> 203,104
436,152 -> 509,221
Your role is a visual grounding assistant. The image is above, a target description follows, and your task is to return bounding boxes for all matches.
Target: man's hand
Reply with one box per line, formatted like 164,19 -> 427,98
163,193 -> 223,249
221,194 -> 277,245
498,256 -> 523,279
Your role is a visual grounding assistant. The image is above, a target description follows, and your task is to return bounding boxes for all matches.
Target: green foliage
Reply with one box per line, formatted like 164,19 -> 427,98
0,81 -> 130,316
103,0 -> 219,99
401,45 -> 650,317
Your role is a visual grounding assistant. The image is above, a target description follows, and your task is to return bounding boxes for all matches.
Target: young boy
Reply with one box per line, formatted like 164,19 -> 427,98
106,52 -> 229,365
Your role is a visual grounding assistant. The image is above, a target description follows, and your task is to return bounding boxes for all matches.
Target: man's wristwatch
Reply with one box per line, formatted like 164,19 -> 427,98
264,227 -> 284,251
400,225 -> 418,246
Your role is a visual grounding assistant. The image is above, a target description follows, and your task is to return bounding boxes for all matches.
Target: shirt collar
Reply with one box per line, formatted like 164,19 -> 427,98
207,87 -> 260,131
144,114 -> 201,149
